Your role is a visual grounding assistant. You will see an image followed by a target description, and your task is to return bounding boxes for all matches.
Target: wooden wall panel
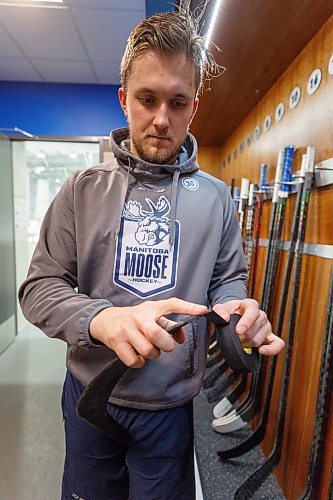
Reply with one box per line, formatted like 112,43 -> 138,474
196,13 -> 333,500
248,246 -> 332,498
191,1 -> 333,147
276,256 -> 332,497
196,147 -> 221,178
198,15 -> 333,186
248,196 -> 332,498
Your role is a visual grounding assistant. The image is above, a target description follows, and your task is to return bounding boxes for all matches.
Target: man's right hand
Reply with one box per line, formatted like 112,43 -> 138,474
89,298 -> 207,368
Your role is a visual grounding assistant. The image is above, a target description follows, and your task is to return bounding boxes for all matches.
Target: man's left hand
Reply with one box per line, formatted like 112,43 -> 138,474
213,299 -> 285,356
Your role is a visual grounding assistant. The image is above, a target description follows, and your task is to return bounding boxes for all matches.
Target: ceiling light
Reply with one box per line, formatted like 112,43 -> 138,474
5,0 -> 64,3
205,0 -> 222,49
0,0 -> 66,7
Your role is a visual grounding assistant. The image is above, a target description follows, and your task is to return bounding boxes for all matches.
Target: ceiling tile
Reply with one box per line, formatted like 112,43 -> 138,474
73,8 -> 144,61
0,57 -> 42,81
0,24 -> 23,57
32,58 -> 97,83
93,61 -> 121,85
65,0 -> 145,9
0,5 -> 87,59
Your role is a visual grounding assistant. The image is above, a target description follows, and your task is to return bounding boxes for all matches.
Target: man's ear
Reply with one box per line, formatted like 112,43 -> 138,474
188,97 -> 199,127
118,87 -> 128,117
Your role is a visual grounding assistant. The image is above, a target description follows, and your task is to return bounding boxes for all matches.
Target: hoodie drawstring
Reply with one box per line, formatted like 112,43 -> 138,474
169,168 -> 180,246
115,157 -> 131,238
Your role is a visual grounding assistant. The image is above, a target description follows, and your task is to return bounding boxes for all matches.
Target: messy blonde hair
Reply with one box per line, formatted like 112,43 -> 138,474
120,5 -> 223,95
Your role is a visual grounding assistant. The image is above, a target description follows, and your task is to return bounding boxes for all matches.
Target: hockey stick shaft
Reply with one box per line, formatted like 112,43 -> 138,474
235,146 -> 315,498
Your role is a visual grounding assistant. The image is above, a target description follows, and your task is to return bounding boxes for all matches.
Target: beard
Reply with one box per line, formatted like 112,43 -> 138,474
129,126 -> 185,165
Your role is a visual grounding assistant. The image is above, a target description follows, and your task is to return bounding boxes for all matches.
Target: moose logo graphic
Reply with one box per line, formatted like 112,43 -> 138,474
113,195 -> 180,298
123,196 -> 170,246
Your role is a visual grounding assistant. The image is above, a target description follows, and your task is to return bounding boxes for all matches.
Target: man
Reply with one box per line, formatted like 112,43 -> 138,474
19,9 -> 284,500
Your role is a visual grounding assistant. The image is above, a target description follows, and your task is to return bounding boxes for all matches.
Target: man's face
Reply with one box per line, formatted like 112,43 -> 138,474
118,50 -> 199,165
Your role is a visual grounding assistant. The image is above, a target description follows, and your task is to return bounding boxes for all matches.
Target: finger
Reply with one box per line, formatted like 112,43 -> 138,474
157,316 -> 185,344
212,304 -> 231,322
116,341 -> 146,368
127,330 -> 161,360
236,302 -> 262,335
154,297 -> 207,318
140,321 -> 175,352
238,314 -> 271,344
239,325 -> 272,347
156,315 -> 175,331
259,333 -> 285,356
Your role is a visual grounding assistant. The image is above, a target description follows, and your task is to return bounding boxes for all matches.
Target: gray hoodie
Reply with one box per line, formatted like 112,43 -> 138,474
19,128 -> 247,410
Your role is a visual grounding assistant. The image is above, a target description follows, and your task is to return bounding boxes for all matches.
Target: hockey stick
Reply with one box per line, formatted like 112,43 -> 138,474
238,178 -> 250,233
298,264 -> 333,499
218,153 -> 307,459
206,371 -> 238,403
229,177 -> 235,197
234,146 -> 315,499
249,164 -> 267,298
244,183 -> 256,271
212,355 -> 266,434
215,152 -> 292,434
260,149 -> 285,311
233,186 -> 240,212
203,358 -> 229,389
262,146 -> 294,315
213,373 -> 248,418
206,347 -> 224,368
221,156 -> 279,436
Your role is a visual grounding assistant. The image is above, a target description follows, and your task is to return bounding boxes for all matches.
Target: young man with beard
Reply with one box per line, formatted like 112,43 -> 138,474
19,9 -> 284,500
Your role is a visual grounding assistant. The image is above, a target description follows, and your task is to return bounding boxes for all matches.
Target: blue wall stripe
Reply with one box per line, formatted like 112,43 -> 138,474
0,81 -> 126,137
145,0 -> 174,17
0,3 -> 175,138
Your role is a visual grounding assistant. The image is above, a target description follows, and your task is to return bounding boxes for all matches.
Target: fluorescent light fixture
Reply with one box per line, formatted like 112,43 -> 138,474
35,166 -> 46,174
0,0 -> 65,6
205,0 -> 222,49
0,127 -> 34,137
5,0 -> 64,2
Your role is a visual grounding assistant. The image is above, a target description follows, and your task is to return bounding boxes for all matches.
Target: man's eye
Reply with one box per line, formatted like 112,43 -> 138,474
172,100 -> 186,108
139,97 -> 154,105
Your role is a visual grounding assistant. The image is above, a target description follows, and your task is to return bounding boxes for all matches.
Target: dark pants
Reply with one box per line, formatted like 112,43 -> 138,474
61,370 -> 195,500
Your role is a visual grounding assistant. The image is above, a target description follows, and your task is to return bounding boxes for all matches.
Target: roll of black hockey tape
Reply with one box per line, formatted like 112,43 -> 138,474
217,313 -> 260,373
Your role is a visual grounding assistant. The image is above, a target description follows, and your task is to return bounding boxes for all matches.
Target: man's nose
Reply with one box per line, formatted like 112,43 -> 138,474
153,103 -> 170,129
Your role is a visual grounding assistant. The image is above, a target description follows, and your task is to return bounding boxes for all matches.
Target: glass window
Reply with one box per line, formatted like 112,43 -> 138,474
24,141 -> 99,242
12,140 -> 99,334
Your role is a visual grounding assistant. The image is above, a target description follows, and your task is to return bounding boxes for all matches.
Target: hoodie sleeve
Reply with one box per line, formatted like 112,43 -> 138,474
208,183 -> 248,305
18,173 -> 112,348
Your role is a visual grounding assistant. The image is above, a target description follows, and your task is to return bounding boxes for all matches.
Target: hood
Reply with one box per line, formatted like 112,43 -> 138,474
109,127 -> 199,180
109,127 -> 199,246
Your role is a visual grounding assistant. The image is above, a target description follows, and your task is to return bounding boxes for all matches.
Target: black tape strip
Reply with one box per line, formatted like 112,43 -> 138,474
77,311 -> 259,440
76,356 -> 128,444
